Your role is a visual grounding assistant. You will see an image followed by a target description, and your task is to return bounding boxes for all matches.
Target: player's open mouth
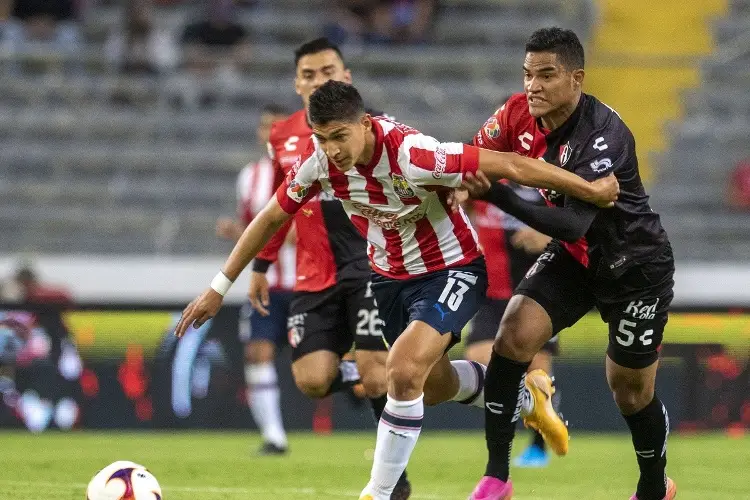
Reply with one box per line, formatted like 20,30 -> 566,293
528,96 -> 546,104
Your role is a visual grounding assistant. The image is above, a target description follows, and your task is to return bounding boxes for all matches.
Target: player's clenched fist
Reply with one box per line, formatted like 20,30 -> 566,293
174,288 -> 223,338
591,173 -> 619,208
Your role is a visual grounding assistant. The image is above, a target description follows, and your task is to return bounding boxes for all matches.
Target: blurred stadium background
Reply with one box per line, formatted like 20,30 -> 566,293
0,0 -> 748,498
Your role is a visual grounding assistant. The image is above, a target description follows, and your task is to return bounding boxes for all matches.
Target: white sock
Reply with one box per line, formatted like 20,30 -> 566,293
450,360 -> 486,409
361,394 -> 424,499
245,363 -> 287,448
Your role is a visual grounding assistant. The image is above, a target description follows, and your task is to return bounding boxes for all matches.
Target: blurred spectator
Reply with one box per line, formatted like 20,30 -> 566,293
728,160 -> 750,211
1,0 -> 81,69
104,0 -> 177,75
1,264 -> 73,305
180,0 -> 251,75
324,0 -> 376,46
325,0 -> 437,46
371,0 -> 437,44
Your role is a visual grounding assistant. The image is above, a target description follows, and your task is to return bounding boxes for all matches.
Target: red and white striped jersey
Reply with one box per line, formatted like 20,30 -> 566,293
237,157 -> 296,290
275,117 -> 483,279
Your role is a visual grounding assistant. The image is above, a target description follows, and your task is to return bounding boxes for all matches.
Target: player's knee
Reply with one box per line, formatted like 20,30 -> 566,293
293,370 -> 334,399
608,373 -> 654,414
386,361 -> 425,400
245,341 -> 275,364
494,317 -> 539,362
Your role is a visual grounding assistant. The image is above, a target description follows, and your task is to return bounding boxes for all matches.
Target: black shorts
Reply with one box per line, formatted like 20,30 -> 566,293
465,298 -> 560,355
514,241 -> 674,369
371,258 -> 488,350
287,279 -> 387,362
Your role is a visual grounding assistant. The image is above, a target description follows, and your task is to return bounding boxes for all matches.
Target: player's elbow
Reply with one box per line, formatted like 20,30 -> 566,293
555,224 -> 588,242
263,198 -> 292,227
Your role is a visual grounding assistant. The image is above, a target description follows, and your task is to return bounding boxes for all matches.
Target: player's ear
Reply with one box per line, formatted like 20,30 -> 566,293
344,68 -> 353,84
572,68 -> 585,89
294,75 -> 303,96
361,114 -> 372,131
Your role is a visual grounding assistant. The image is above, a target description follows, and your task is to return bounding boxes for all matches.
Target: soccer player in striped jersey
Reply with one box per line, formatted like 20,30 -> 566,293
175,80 -> 619,499
215,104 -> 294,455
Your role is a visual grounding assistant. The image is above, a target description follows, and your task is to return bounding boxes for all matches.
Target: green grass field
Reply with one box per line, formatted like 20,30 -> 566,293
0,431 -> 747,499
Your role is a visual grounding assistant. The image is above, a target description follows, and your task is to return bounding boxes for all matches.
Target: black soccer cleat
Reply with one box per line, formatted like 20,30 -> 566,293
390,477 -> 412,500
257,442 -> 288,456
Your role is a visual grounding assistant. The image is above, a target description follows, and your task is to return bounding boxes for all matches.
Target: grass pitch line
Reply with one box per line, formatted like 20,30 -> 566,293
0,479 -> 456,499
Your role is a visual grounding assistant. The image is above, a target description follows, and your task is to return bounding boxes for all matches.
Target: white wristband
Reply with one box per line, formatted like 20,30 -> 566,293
210,271 -> 233,296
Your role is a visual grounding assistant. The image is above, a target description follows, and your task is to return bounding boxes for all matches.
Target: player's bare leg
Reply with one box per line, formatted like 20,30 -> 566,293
360,321 -> 487,500
607,358 -> 673,500
292,350 -> 354,398
470,295 -> 566,500
465,340 -> 493,366
244,340 -> 288,454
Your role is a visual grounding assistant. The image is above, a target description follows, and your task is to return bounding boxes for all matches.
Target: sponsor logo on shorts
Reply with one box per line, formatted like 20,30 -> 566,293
287,313 -> 307,347
624,298 -> 659,320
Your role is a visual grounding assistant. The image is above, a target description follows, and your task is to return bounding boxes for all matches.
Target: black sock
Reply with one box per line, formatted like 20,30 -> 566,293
368,394 -> 409,485
531,429 -> 546,450
324,360 -> 360,396
369,394 -> 387,423
484,350 -> 531,481
623,395 -> 669,500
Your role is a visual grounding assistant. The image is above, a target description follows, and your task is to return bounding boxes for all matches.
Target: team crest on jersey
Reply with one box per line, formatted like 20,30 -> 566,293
391,174 -> 416,199
287,179 -> 308,202
483,116 -> 501,139
559,142 -> 572,166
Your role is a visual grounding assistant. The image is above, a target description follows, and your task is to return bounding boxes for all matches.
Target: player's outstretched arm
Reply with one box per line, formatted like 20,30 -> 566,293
463,172 -> 596,242
174,198 -> 292,338
477,149 -> 619,207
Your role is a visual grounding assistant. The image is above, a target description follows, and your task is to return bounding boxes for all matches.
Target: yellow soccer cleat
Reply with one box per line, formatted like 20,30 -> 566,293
522,369 -> 569,456
359,496 -> 375,500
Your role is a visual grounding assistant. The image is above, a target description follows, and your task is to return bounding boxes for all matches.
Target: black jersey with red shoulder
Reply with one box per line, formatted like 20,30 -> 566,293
474,92 -> 669,280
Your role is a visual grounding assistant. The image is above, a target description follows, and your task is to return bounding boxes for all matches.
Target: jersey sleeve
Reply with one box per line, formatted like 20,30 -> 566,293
570,118 -> 635,182
473,100 -> 513,152
403,133 -> 480,188
235,167 -> 251,224
274,143 -> 323,214
256,217 -> 293,264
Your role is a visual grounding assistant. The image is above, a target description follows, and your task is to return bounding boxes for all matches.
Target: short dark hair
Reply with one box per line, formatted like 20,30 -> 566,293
308,80 -> 364,126
294,37 -> 345,67
525,27 -> 584,70
261,103 -> 289,116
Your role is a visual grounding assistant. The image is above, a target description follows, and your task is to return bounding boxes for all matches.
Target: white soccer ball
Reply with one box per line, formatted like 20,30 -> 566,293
86,461 -> 162,500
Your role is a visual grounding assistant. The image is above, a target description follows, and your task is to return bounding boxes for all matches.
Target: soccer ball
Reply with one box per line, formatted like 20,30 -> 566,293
86,461 -> 162,500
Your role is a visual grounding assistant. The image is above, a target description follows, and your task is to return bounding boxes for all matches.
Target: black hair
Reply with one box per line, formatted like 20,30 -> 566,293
525,27 -> 584,70
294,37 -> 345,67
261,103 -> 289,116
308,80 -> 364,126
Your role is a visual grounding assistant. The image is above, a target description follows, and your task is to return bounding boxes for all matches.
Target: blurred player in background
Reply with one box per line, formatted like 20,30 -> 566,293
245,38 -> 411,497
465,28 -> 676,500
174,80 -> 619,499
464,189 -> 560,468
216,104 -> 294,455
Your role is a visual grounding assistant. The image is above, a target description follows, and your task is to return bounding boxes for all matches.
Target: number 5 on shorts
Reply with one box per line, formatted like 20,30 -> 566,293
616,319 -> 654,347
